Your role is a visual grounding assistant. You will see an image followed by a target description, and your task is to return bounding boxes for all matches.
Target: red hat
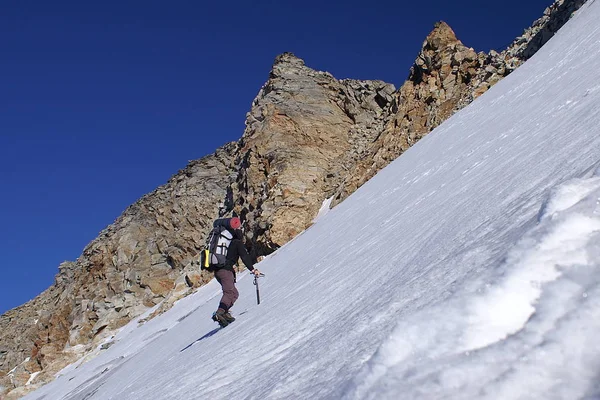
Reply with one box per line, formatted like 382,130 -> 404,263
229,217 -> 241,230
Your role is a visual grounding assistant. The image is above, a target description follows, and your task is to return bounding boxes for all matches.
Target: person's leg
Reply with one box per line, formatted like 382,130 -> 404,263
215,269 -> 238,311
212,269 -> 239,326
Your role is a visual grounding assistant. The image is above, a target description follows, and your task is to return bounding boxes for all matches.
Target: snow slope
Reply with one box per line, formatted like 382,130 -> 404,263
23,2 -> 600,399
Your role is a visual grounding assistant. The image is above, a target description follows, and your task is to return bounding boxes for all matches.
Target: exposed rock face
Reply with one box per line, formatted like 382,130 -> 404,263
336,22 -> 495,199
0,144 -> 236,397
504,0 -> 589,61
337,0 -> 588,201
459,0 -> 589,107
225,53 -> 395,252
0,0 -> 588,397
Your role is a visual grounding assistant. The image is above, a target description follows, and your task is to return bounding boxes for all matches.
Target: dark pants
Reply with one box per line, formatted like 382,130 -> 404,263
215,269 -> 239,311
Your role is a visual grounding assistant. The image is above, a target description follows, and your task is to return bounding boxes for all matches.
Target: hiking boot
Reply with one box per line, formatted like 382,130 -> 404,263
212,308 -> 231,328
222,312 -> 235,323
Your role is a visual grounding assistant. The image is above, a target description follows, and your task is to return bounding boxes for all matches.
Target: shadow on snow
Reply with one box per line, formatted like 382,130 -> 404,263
180,328 -> 221,352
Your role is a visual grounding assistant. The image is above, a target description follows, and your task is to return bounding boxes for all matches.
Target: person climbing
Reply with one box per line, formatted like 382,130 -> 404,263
206,217 -> 262,327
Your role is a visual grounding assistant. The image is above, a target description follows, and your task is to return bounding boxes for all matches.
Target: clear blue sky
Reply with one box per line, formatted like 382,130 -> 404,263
0,0 -> 554,314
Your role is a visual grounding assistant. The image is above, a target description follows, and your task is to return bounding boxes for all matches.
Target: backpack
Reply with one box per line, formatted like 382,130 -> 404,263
200,218 -> 239,271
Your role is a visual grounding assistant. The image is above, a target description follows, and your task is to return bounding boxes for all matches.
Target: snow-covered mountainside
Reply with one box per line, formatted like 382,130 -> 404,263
22,2 -> 600,399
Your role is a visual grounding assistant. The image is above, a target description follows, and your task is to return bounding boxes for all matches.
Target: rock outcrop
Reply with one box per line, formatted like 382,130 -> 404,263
225,53 -> 395,252
0,0 -> 588,397
0,143 -> 236,397
336,0 -> 588,201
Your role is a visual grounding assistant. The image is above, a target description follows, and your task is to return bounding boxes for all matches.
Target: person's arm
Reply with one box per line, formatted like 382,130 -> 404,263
236,241 -> 262,275
236,240 -> 255,270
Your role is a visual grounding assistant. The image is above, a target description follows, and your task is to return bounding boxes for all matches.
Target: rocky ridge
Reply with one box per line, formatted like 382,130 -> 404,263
0,144 -> 237,397
226,53 -> 395,252
0,0 -> 588,398
337,0 -> 588,200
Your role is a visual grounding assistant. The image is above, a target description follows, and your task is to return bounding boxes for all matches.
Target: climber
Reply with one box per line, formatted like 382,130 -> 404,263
207,217 -> 262,327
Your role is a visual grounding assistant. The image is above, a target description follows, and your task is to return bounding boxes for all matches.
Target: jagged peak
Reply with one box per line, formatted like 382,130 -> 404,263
406,20 -> 475,83
423,21 -> 461,50
269,52 -> 312,80
273,52 -> 306,67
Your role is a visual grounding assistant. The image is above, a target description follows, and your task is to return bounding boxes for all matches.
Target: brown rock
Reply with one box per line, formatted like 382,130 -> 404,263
0,143 -> 237,395
225,53 -> 395,253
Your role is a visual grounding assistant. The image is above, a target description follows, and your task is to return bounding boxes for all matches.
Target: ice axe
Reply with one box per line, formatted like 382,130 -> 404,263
253,273 -> 265,305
